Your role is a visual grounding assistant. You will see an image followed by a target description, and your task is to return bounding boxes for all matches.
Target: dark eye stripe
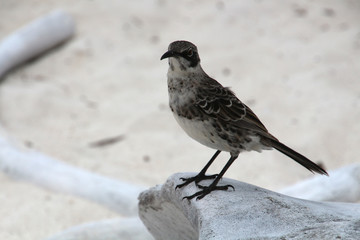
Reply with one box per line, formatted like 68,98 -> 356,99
187,49 -> 193,57
181,49 -> 194,57
178,49 -> 199,67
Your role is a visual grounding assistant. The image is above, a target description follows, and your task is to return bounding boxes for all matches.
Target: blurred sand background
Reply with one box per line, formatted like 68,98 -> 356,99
0,0 -> 359,239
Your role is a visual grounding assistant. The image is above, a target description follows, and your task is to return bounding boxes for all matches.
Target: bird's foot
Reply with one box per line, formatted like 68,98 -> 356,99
175,173 -> 218,189
183,184 -> 235,201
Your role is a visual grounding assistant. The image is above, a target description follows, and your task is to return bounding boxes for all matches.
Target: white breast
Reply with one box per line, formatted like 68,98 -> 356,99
172,112 -> 233,152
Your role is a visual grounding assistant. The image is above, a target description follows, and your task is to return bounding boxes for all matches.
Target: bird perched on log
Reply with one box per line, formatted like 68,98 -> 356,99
161,40 -> 328,200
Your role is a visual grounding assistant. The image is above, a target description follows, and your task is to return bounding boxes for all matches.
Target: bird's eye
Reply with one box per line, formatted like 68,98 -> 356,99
186,48 -> 193,57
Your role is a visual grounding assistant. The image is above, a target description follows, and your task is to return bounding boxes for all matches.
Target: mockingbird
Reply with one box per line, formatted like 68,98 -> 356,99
161,40 -> 328,200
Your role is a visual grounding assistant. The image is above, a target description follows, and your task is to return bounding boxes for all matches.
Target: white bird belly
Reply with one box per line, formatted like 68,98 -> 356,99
172,113 -> 232,152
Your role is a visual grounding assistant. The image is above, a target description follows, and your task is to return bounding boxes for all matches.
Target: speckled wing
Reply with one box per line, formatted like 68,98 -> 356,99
195,78 -> 274,139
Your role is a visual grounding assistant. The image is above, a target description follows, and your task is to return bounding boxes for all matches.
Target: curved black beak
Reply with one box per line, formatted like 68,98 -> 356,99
160,50 -> 176,60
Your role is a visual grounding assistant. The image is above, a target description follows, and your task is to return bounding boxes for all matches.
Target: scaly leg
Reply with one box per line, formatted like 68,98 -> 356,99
176,150 -> 221,189
183,153 -> 238,200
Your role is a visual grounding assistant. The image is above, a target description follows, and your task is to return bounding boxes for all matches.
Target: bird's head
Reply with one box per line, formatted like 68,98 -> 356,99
161,40 -> 201,72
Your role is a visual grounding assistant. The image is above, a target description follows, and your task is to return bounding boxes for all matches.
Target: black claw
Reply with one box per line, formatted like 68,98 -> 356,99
175,182 -> 186,190
224,184 -> 235,191
182,184 -> 235,201
196,195 -> 206,201
182,193 -> 199,201
175,174 -> 218,190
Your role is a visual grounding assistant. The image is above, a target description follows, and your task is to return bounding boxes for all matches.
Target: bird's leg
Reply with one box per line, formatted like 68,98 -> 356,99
176,150 -> 221,189
183,154 -> 238,200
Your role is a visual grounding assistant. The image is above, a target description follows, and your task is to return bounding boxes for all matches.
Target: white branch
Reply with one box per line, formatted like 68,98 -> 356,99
0,9 -> 75,78
280,163 -> 360,202
0,129 -> 145,216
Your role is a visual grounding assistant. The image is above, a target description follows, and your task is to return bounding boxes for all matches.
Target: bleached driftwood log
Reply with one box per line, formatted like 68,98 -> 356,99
0,9 -> 75,78
280,163 -> 360,202
139,173 -> 360,240
0,129 -> 145,216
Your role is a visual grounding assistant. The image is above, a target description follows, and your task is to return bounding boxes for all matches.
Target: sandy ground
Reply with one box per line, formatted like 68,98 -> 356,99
0,0 -> 359,239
